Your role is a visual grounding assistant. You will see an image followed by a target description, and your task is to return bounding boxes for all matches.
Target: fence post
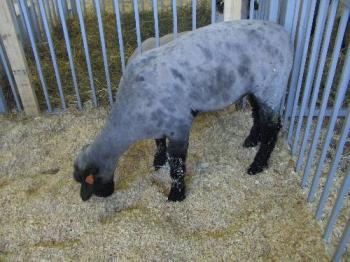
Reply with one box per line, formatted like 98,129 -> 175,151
224,0 -> 242,20
0,0 -> 39,115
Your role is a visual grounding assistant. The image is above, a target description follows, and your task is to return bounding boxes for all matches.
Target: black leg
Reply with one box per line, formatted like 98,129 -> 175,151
153,137 -> 167,170
247,108 -> 281,175
243,95 -> 261,147
167,139 -> 188,202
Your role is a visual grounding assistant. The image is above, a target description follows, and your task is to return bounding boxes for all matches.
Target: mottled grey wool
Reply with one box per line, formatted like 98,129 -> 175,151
75,20 -> 293,185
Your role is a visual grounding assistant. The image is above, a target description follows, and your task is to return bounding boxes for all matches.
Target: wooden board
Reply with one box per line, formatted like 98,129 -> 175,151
224,0 -> 242,21
0,0 -> 39,115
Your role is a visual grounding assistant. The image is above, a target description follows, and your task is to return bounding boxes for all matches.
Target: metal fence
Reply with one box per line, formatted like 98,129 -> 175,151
282,0 -> 350,260
0,0 -> 349,260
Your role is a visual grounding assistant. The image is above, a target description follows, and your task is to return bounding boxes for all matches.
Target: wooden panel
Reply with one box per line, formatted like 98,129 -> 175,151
224,0 -> 242,20
0,0 -> 39,115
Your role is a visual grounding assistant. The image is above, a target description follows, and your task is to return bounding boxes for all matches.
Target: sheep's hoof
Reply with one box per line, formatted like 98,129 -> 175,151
168,186 -> 186,202
247,162 -> 267,175
243,135 -> 259,148
153,153 -> 167,170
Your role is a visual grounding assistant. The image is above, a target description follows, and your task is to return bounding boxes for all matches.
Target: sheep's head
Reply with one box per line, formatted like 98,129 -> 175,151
73,144 -> 114,201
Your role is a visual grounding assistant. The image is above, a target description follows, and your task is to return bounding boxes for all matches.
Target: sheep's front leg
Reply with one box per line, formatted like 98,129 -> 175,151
153,137 -> 167,170
243,95 -> 261,147
168,139 -> 188,202
247,110 -> 281,175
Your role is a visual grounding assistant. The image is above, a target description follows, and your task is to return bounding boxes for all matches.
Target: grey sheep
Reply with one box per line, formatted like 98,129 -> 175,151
74,20 -> 293,202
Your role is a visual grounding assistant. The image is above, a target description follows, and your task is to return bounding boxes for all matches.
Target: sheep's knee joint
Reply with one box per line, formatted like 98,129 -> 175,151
153,138 -> 167,170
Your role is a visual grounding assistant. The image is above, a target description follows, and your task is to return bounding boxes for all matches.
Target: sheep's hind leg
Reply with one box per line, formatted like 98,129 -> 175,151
168,139 -> 189,202
153,137 -> 167,170
247,105 -> 281,175
243,95 -> 261,148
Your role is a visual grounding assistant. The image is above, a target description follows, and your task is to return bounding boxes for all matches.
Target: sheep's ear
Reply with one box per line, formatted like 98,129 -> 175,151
80,182 -> 94,201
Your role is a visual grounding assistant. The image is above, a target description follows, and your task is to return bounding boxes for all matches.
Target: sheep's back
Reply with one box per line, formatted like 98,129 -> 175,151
120,20 -> 293,126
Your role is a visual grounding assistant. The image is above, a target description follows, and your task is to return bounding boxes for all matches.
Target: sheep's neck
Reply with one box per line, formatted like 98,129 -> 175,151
90,118 -> 134,172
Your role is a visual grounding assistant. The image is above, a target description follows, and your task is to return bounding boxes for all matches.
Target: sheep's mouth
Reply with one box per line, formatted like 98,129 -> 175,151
80,178 -> 114,201
93,180 -> 115,198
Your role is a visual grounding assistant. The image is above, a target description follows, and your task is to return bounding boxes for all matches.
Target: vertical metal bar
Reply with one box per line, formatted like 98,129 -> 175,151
94,0 -> 113,105
302,12 -> 350,188
57,0 -> 82,109
71,0 -> 78,16
192,0 -> 196,30
292,0 -> 330,156
173,0 -> 178,39
249,0 -> 254,20
30,0 -> 42,41
261,0 -> 266,20
279,1 -> 295,114
282,0 -> 310,127
332,217 -> 350,262
257,0 -> 261,20
132,0 -> 142,54
152,0 -> 160,47
259,0 -> 265,20
52,0 -> 59,25
34,1 -> 44,35
49,0 -> 55,23
51,0 -> 58,21
311,43 -> 350,200
62,0 -> 68,18
17,16 -> 28,45
18,2 -> 29,43
262,0 -> 266,20
287,0 -> 317,146
66,0 -> 71,16
81,0 -> 87,15
100,0 -> 105,16
8,1 -> 25,46
35,0 -> 46,38
60,0 -> 66,17
0,86 -> 8,114
297,0 -> 339,173
45,0 -> 53,28
39,0 -> 66,110
211,0 -> 216,23
291,0 -> 301,44
322,139 -> 350,241
316,111 -> 350,217
19,0 -> 52,112
75,0 -> 98,106
113,0 -> 126,74
0,42 -> 22,111
268,0 -> 279,22
264,0 -> 270,20
283,0 -> 295,34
